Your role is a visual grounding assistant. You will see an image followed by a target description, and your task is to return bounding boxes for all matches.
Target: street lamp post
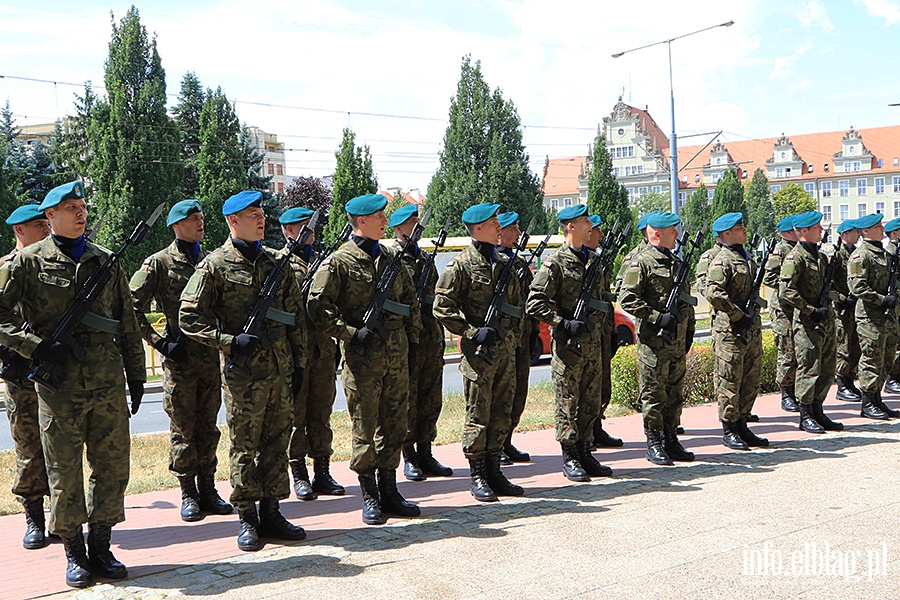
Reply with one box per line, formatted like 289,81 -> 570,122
612,20 -> 734,215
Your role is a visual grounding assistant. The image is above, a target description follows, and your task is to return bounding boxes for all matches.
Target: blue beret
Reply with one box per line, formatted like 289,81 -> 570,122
167,199 -> 202,227
646,211 -> 681,229
791,211 -> 824,229
589,214 -> 602,229
6,204 -> 47,226
712,212 -> 744,237
498,211 -> 519,229
462,203 -> 500,225
40,180 -> 84,210
557,204 -> 589,221
855,213 -> 883,230
222,190 -> 263,216
777,215 -> 796,232
279,207 -> 315,225
836,218 -> 858,234
638,211 -> 660,231
885,218 -> 900,233
346,194 -> 388,216
389,203 -> 418,227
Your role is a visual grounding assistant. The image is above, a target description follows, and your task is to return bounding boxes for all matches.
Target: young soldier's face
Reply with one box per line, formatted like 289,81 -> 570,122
472,216 -> 501,244
721,223 -> 747,245
650,225 -> 679,249
46,199 -> 87,239
568,215 -> 593,247
229,206 -> 266,242
357,210 -> 388,240
841,230 -> 861,245
393,216 -> 418,242
172,211 -> 205,243
798,223 -> 823,243
282,219 -> 314,243
586,226 -> 602,250
862,223 -> 885,241
16,218 -> 51,247
499,223 -> 520,248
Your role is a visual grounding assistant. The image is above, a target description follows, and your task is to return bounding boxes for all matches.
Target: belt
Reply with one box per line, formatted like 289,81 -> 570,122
73,332 -> 116,346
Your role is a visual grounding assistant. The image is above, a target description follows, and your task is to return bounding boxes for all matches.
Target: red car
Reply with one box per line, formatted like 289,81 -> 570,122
530,308 -> 635,363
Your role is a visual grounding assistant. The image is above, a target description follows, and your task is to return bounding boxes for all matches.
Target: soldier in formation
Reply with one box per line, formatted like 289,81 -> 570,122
882,218 -> 900,395
765,216 -> 800,413
830,218 -> 863,402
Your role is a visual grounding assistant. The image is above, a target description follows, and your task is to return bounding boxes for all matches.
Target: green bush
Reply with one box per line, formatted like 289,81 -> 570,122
610,330 -> 778,410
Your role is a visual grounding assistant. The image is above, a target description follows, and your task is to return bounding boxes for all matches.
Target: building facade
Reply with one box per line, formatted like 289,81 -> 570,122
245,126 -> 287,195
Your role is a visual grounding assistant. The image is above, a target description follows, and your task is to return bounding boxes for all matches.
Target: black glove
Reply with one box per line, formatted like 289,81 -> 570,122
810,307 -> 830,323
528,330 -> 540,355
472,327 -> 498,346
611,330 -> 621,358
231,333 -> 260,357
408,343 -> 419,373
882,295 -> 898,310
128,380 -> 144,415
350,326 -> 376,349
561,319 -> 591,338
733,312 -> 754,333
291,367 -> 304,397
153,337 -> 188,362
32,340 -> 67,366
655,313 -> 678,333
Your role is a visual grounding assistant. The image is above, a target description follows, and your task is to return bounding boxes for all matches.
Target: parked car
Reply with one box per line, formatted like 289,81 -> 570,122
529,308 -> 634,363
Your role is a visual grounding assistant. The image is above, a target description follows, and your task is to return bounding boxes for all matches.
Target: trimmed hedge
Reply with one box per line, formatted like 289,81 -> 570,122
610,330 -> 778,412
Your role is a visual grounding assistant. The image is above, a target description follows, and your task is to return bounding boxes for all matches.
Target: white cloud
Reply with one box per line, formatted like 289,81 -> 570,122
857,0 -> 900,25
798,1 -> 835,32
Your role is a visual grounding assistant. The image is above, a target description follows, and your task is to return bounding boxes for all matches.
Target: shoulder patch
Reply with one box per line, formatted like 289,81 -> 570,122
321,258 -> 331,267
630,261 -> 638,267
848,260 -> 863,277
142,257 -> 152,266
446,261 -> 455,268
196,259 -> 207,270
785,255 -> 794,260
781,261 -> 795,277
713,261 -> 723,266
772,250 -> 780,256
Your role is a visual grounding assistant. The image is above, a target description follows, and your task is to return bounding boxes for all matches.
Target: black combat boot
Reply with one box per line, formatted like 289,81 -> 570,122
836,375 -> 862,401
663,428 -> 695,461
799,403 -> 826,433
87,524 -> 127,579
861,391 -> 889,420
883,375 -> 900,394
644,429 -> 674,465
237,504 -> 261,551
402,445 -> 426,481
358,474 -> 386,524
377,468 -> 421,517
592,420 -> 624,448
485,454 -> 525,495
746,414 -> 760,422
178,476 -> 202,522
876,391 -> 900,418
781,386 -> 799,412
468,457 -> 497,503
311,456 -> 345,495
290,461 -> 317,501
847,377 -> 863,398
62,531 -> 92,588
197,474 -> 233,514
577,441 -> 612,477
502,433 -> 531,462
258,498 -> 306,540
417,442 -> 453,476
23,498 -> 46,549
736,418 -> 769,447
561,442 -> 590,482
812,401 -> 844,431
722,421 -> 750,450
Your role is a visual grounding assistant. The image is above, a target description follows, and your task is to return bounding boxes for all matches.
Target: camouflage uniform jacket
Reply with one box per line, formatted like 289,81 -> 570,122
827,242 -> 855,306
705,244 -> 762,331
615,239 -> 648,297
848,240 -> 896,324
764,238 -> 796,311
130,240 -> 212,346
504,248 -> 540,343
179,238 -> 307,378
433,243 -> 522,346
279,247 -> 337,358
306,240 -> 422,346
778,242 -> 831,317
526,243 -> 610,346
390,241 -> 442,347
0,236 -> 145,390
696,244 -> 723,297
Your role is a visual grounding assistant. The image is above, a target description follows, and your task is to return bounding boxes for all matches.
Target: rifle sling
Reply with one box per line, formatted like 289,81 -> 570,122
588,298 -> 613,313
80,311 -> 120,334
266,307 -> 296,326
422,294 -> 435,306
500,302 -> 523,319
382,299 -> 411,317
678,292 -> 698,307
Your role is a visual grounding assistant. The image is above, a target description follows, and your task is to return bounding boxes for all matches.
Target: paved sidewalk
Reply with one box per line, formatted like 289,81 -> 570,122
4,387 -> 899,599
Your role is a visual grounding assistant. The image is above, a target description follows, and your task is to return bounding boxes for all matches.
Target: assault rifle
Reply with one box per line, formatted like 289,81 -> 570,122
357,208 -> 431,364
657,228 -> 704,338
300,223 -> 352,298
517,231 -> 553,280
226,210 -> 320,379
886,240 -> 900,316
417,215 -> 451,310
565,245 -> 607,357
813,239 -> 840,332
736,233 -> 772,336
28,202 -> 166,393
599,220 -> 633,275
474,217 -> 534,364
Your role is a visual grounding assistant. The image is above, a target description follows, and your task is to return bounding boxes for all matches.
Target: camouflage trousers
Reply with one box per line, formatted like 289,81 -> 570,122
714,327 -> 763,422
835,313 -> 861,379
223,369 -> 292,512
341,329 -> 409,476
792,314 -> 837,406
599,317 -> 615,417
550,337 -> 601,444
162,355 -> 222,478
459,333 -> 516,459
404,323 -> 444,446
856,316 -> 899,394
508,345 -> 530,432
637,335 -> 686,431
289,341 -> 337,461
38,385 -> 130,538
772,305 -> 797,387
5,380 -> 50,503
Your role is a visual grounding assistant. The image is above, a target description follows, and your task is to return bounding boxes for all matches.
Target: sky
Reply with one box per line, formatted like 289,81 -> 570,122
2,0 -> 900,193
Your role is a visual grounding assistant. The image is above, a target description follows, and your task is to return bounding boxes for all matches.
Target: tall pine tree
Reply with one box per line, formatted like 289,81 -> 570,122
586,131 -> 631,237
744,168 -> 776,240
710,168 -> 745,221
172,72 -> 205,198
325,128 -> 377,243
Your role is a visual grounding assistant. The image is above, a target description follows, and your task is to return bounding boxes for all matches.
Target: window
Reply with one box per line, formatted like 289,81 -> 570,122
276,164 -> 283,176
638,186 -> 648,197
876,177 -> 885,194
822,205 -> 832,222
876,202 -> 885,214
636,165 -> 643,174
613,167 -> 620,177
269,182 -> 275,192
894,157 -> 899,166
804,183 -> 815,196
893,176 -> 900,193
844,161 -> 861,172
652,185 -> 662,193
625,166 -> 632,176
858,203 -> 867,218
267,164 -> 274,175
551,198 -> 559,209
707,189 -> 715,201
839,204 -> 849,220
775,168 -> 784,178
742,169 -> 748,178
771,185 -> 782,193
628,188 -> 637,200
712,173 -> 722,184
564,198 -> 573,207
822,182 -> 832,198
678,192 -> 686,202
857,179 -> 867,196
839,180 -> 849,197
277,182 -> 284,193
824,163 -> 830,172
894,201 -> 900,217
